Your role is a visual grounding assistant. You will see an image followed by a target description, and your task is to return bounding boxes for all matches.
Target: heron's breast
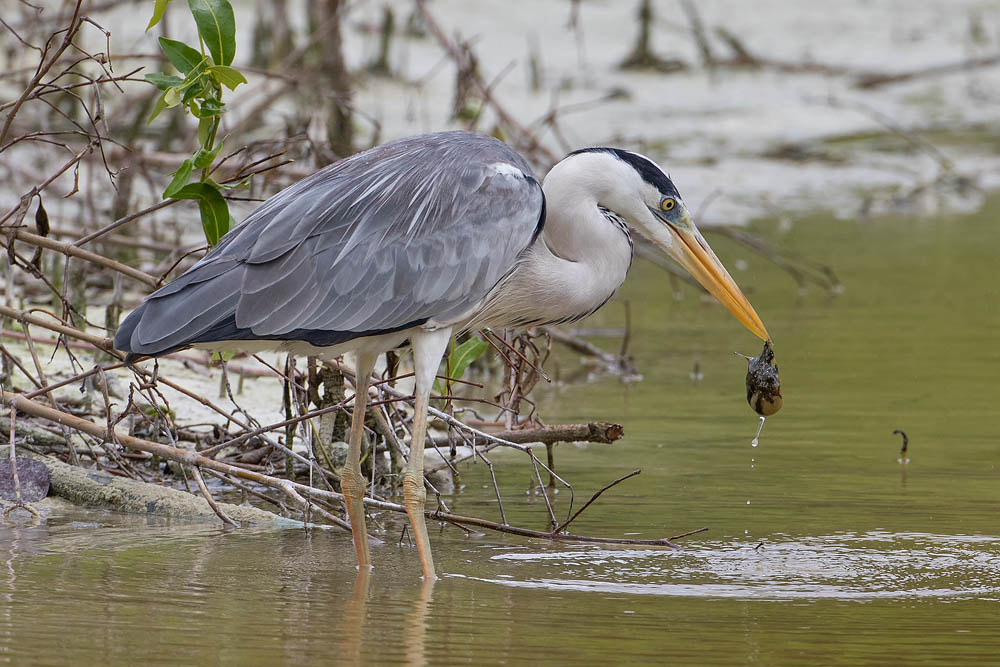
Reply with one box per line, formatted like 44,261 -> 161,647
467,239 -> 630,329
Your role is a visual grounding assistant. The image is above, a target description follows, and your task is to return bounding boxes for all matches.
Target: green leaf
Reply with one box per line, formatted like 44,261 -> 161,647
435,335 -> 488,396
144,72 -> 184,90
172,182 -> 230,245
163,158 -> 195,198
180,77 -> 209,104
146,0 -> 174,32
192,143 -> 222,169
448,336 -> 488,381
163,86 -> 182,107
158,36 -> 205,74
148,91 -> 170,123
197,114 -> 212,144
211,350 -> 237,362
188,0 -> 237,66
198,98 -> 225,117
207,65 -> 247,90
146,84 -> 184,124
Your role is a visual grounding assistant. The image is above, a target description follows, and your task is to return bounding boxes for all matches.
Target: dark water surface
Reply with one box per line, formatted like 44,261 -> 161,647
3,203 -> 999,664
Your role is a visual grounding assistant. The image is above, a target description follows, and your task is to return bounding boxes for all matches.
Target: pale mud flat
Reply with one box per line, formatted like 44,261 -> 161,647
1,328 -> 293,450
82,0 -> 1000,224
336,0 -> 1000,222
7,0 -> 1000,223
6,1 -> 1000,439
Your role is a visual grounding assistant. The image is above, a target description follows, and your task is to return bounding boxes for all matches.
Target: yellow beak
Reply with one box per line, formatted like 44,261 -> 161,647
664,221 -> 770,341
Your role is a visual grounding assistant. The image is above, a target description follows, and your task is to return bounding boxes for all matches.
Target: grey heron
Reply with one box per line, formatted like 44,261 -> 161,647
115,130 -> 769,579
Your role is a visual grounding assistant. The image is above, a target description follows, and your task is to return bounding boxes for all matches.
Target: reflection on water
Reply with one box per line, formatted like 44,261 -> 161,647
472,532 -> 1000,600
4,204 -> 1000,663
338,570 -> 369,666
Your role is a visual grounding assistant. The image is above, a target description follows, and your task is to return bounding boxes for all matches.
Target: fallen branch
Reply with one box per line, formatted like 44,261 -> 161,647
326,358 -> 574,485
482,422 -> 623,445
1,442 -> 309,526
2,391 -> 693,547
3,389 -> 352,529
430,421 -> 623,448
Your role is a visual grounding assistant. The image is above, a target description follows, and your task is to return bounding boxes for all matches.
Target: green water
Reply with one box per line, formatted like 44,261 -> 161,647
3,203 -> 999,665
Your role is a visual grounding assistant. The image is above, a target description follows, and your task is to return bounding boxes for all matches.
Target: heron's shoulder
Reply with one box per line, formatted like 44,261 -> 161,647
355,130 -> 536,179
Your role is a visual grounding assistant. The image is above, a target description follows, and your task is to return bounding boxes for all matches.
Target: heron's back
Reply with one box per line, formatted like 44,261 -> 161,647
115,131 -> 545,359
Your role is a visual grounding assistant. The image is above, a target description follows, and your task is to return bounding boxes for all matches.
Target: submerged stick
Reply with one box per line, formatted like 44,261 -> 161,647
190,465 -> 238,527
893,429 -> 909,464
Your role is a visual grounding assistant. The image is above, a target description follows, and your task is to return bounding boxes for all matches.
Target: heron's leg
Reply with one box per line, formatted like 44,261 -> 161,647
344,352 -> 377,570
405,328 -> 452,580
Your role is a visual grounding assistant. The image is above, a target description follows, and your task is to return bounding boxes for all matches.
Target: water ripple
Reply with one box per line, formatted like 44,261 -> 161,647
466,531 -> 1000,601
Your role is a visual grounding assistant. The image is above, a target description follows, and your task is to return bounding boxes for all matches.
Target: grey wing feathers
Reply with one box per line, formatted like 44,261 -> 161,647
115,131 -> 543,357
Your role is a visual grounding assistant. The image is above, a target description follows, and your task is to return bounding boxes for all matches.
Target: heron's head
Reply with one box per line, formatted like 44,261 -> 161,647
557,147 -> 769,341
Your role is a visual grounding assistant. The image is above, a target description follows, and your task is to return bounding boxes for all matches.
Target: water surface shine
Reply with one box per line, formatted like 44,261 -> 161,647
3,203 -> 1000,664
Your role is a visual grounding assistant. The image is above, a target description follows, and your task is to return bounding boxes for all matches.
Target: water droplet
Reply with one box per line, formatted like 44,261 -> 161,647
746,499 -> 751,505
750,416 -> 765,447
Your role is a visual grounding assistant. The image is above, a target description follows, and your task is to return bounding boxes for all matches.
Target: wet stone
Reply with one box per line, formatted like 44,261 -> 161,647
0,459 -> 51,502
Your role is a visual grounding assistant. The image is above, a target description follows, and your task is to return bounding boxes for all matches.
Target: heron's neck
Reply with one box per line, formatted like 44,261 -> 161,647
471,175 -> 633,328
538,177 -> 633,274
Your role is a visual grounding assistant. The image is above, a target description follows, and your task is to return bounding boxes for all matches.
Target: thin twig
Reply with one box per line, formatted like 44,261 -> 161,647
73,199 -> 180,247
553,469 -> 641,534
190,465 -> 238,527
481,328 -> 552,383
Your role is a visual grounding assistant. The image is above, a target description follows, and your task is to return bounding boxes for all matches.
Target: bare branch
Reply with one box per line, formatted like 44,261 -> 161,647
7,228 -> 159,287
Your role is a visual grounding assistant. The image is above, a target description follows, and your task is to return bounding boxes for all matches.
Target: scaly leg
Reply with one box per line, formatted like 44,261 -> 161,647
404,328 -> 452,580
343,352 -> 377,570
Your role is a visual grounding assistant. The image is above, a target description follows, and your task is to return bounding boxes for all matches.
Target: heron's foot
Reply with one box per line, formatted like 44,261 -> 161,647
341,466 -> 371,569
1,501 -> 41,524
402,474 -> 436,580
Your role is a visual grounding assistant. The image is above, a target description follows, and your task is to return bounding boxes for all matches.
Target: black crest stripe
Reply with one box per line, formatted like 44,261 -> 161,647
567,147 -> 679,197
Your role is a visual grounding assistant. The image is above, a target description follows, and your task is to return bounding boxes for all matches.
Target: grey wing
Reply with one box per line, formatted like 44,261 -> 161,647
115,131 -> 544,356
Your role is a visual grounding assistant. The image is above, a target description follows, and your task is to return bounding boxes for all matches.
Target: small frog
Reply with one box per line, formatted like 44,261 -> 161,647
743,340 -> 782,417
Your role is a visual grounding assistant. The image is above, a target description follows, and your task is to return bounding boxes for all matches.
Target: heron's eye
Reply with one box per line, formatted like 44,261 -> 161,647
660,197 -> 676,211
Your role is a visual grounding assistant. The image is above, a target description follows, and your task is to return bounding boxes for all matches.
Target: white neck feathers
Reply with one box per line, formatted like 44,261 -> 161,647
469,152 -> 636,328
